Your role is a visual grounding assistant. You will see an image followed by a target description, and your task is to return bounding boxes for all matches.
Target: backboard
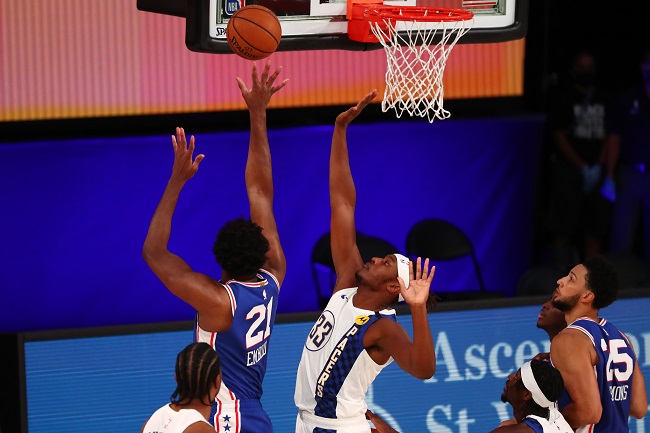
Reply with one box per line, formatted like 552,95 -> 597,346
180,0 -> 528,53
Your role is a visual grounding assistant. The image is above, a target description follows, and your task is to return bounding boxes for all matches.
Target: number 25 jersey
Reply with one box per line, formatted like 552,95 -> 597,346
558,317 -> 638,433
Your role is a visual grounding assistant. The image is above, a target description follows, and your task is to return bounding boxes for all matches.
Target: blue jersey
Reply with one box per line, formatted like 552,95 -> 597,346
195,268 -> 280,433
556,317 -> 637,433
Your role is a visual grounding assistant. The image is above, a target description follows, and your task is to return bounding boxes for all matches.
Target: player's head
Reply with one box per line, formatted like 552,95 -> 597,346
354,253 -> 409,298
213,216 -> 270,279
171,342 -> 222,406
355,254 -> 438,312
582,255 -> 620,309
570,49 -> 597,89
536,298 -> 566,339
501,360 -> 564,418
552,256 -> 619,313
355,253 -> 407,296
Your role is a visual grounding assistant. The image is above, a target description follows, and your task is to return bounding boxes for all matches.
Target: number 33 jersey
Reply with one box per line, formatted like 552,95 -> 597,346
195,268 -> 280,401
294,287 -> 396,421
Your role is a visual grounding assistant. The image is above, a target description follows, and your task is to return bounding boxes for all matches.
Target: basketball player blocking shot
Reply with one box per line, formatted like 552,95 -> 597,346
294,90 -> 439,433
143,61 -> 288,433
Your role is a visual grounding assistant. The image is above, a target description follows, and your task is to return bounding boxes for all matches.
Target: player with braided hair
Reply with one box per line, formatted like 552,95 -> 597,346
141,342 -> 222,433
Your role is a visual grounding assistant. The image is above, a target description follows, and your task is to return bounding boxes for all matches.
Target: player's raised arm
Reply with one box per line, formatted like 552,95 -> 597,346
142,128 -> 232,332
237,61 -> 288,285
329,90 -> 377,291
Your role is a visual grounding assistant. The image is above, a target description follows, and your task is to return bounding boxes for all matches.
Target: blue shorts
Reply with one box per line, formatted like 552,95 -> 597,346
210,398 -> 272,433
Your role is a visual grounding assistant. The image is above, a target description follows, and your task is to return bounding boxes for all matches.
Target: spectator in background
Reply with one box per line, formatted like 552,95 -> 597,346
544,50 -> 611,263
603,46 -> 650,266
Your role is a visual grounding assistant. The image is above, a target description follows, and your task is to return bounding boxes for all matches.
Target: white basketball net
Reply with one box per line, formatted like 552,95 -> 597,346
369,14 -> 473,122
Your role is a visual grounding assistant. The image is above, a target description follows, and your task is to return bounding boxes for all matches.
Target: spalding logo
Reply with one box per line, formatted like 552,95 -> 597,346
229,36 -> 260,60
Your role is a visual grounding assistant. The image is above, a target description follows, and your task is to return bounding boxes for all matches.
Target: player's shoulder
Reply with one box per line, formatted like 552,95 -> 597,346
553,325 -> 594,348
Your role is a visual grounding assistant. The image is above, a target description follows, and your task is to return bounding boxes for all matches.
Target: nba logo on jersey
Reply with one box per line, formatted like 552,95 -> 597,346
224,0 -> 241,16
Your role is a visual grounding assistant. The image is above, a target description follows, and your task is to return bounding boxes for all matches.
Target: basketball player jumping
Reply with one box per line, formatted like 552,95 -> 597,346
294,90 -> 438,433
143,61 -> 288,433
141,342 -> 222,433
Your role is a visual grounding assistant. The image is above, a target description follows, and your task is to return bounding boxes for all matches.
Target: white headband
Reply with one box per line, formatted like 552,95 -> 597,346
394,254 -> 410,302
520,361 -> 553,408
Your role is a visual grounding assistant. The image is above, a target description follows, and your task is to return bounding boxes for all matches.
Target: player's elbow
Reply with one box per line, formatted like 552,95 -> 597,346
413,363 -> 436,380
142,243 -> 164,268
580,406 -> 602,426
630,400 -> 648,419
142,245 -> 155,264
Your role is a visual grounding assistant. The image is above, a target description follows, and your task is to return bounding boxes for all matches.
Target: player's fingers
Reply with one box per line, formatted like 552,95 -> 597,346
422,258 -> 430,277
194,153 -> 205,168
261,60 -> 272,83
236,77 -> 248,94
188,135 -> 195,154
416,256 -> 422,280
267,65 -> 282,86
171,135 -> 177,151
271,78 -> 289,94
178,127 -> 186,148
362,90 -> 377,106
428,265 -> 436,282
251,62 -> 260,85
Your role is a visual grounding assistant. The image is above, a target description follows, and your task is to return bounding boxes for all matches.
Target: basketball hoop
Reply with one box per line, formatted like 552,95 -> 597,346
349,5 -> 473,122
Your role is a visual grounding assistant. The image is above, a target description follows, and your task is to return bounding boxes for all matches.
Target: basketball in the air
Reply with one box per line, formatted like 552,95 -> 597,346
226,5 -> 282,60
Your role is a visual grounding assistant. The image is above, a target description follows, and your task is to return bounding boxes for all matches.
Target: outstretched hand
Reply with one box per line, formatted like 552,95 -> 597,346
398,257 -> 435,307
335,89 -> 378,127
366,410 -> 400,433
171,127 -> 204,182
236,61 -> 288,112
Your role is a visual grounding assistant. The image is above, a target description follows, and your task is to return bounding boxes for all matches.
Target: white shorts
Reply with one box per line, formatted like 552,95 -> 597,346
295,410 -> 371,433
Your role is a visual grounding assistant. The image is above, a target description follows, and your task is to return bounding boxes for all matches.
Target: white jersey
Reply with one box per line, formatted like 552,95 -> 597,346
523,408 -> 573,433
142,404 -> 210,433
294,287 -> 396,427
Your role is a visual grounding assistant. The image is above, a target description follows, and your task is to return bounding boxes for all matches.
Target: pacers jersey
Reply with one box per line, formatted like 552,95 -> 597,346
143,404 -> 210,433
195,268 -> 280,433
554,317 -> 637,433
295,287 -> 396,423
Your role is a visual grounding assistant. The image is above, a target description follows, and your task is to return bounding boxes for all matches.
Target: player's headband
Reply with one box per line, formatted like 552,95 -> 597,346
394,254 -> 410,302
521,361 -> 554,408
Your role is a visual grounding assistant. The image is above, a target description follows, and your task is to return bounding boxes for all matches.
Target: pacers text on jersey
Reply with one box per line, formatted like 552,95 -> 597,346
316,325 -> 359,398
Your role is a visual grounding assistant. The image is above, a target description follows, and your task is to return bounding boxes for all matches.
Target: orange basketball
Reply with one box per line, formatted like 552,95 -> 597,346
226,5 -> 282,60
